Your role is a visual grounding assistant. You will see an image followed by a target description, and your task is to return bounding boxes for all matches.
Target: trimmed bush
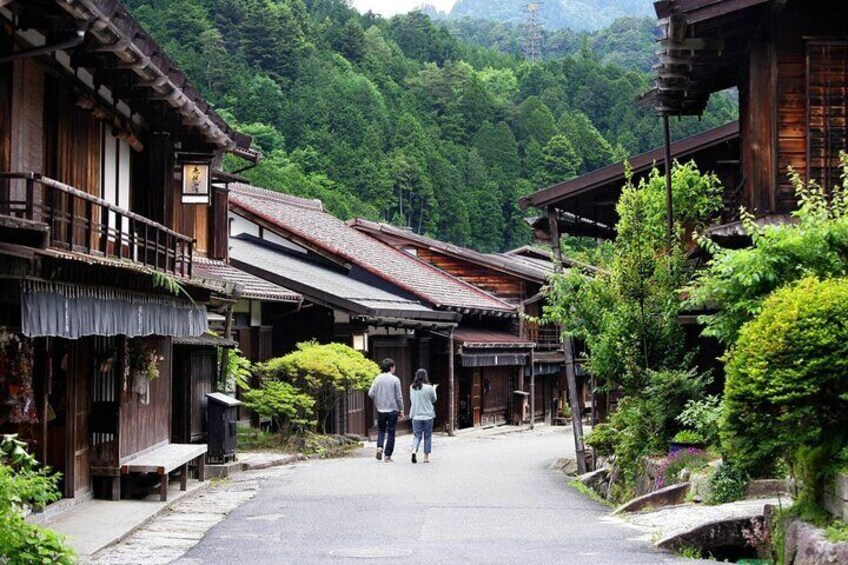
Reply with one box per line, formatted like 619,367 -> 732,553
721,277 -> 848,477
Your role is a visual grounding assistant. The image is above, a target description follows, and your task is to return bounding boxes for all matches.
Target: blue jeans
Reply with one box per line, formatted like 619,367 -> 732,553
376,411 -> 399,457
412,418 -> 434,455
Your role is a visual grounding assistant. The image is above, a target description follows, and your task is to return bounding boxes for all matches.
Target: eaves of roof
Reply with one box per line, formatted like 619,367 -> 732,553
519,121 -> 740,211
348,218 -> 550,283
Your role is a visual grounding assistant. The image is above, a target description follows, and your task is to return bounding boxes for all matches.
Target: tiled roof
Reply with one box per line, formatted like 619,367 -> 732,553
349,219 -> 550,283
193,257 -> 301,302
230,236 -> 457,323
453,327 -> 535,349
229,185 -> 516,314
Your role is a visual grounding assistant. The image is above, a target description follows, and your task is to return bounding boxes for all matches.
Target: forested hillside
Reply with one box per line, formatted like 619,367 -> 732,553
125,0 -> 736,252
441,16 -> 657,71
434,0 -> 653,31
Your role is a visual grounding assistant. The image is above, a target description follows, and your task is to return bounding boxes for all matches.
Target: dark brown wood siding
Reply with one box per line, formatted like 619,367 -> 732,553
772,4 -> 848,212
742,40 -> 778,214
807,42 -> 848,192
119,337 -> 172,460
415,248 -> 524,303
0,25 -> 12,183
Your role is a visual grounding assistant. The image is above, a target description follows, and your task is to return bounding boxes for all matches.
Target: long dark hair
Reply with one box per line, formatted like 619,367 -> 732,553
412,368 -> 429,390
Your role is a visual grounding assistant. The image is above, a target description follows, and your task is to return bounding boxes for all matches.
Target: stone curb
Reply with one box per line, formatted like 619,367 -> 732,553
83,481 -> 212,561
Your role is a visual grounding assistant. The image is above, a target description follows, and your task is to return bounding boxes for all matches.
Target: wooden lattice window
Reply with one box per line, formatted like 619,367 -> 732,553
807,42 -> 848,191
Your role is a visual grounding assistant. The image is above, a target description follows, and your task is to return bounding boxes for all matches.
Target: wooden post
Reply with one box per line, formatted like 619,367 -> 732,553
529,348 -> 535,430
565,337 -> 587,474
548,205 -> 587,472
448,329 -> 455,436
663,114 -> 674,251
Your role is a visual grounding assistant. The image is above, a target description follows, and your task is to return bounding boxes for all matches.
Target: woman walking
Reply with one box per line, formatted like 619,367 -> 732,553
409,368 -> 437,463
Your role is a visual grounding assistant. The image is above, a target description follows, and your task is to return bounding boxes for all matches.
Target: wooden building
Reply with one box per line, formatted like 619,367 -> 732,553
0,0 -> 255,501
519,121 -> 740,240
227,184 -> 520,435
349,219 -> 569,426
643,0 -> 848,230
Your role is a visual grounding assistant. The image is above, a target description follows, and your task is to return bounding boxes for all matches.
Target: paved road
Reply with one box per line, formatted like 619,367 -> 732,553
177,426 -> 704,565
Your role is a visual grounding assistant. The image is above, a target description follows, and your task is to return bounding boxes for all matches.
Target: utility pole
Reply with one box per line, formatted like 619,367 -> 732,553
548,206 -> 587,473
663,114 -> 674,250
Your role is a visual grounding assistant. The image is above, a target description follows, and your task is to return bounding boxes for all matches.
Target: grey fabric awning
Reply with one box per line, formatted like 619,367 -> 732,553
21,280 -> 207,339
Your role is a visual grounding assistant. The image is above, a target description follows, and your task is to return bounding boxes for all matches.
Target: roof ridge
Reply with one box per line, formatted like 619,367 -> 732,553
232,193 -> 516,313
230,183 -> 324,211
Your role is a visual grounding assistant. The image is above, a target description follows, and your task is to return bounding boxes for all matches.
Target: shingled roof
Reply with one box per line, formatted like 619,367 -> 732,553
228,185 -> 516,315
230,236 -> 457,323
348,219 -> 551,283
193,258 -> 301,302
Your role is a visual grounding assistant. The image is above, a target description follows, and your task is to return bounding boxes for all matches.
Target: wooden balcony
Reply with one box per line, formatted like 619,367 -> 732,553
0,172 -> 193,277
526,323 -> 561,350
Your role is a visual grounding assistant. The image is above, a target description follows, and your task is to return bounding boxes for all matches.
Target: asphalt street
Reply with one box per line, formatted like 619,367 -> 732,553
176,426 -> 710,565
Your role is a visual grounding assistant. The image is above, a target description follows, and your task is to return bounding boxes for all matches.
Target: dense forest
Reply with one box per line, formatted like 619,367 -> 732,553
430,0 -> 653,32
440,15 -> 658,71
125,0 -> 736,252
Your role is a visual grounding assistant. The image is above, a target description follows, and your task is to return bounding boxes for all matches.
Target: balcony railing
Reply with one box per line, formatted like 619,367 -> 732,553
526,323 -> 562,350
0,172 -> 193,277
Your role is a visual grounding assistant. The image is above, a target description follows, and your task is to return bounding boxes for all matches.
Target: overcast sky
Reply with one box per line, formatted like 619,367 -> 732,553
350,0 -> 457,17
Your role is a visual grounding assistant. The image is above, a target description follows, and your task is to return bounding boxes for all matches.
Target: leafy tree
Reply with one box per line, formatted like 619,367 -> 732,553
535,134 -> 582,185
256,342 -> 379,433
557,110 -> 615,173
516,96 -> 557,146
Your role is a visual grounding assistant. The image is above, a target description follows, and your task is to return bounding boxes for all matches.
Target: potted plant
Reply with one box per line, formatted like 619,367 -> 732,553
669,430 -> 707,454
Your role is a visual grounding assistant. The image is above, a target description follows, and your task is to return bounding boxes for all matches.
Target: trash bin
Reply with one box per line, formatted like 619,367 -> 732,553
206,392 -> 242,464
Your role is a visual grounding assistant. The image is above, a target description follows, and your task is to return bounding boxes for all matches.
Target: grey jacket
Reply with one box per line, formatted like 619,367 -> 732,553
368,373 -> 404,413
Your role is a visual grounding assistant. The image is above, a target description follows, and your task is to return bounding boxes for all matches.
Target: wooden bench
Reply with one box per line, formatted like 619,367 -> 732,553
120,443 -> 207,501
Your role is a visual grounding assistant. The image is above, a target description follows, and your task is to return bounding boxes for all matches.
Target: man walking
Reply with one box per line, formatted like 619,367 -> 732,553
368,358 -> 404,462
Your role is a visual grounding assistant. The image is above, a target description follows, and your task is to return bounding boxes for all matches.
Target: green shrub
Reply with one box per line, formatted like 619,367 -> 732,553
256,341 -> 379,433
676,394 -> 721,447
721,277 -> 848,478
706,462 -> 749,505
241,380 -> 316,435
603,369 -> 712,495
0,435 -> 74,564
672,430 -> 707,444
584,423 -> 617,457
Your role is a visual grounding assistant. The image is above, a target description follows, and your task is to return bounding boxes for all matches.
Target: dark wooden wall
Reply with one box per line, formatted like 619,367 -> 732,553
44,77 -> 100,197
119,337 -> 172,460
415,248 -> 525,303
0,24 -> 12,182
743,2 -> 848,215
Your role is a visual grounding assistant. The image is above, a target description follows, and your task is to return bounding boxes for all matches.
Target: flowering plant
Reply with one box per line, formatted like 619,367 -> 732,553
654,448 -> 710,489
129,341 -> 164,381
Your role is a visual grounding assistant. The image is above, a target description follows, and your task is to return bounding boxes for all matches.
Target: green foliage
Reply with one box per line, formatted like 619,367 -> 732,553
672,430 -> 706,445
584,423 -> 616,457
218,345 -> 252,393
256,341 -> 378,432
126,0 -> 735,253
687,153 -> 848,345
543,161 -> 723,394
0,436 -> 74,564
705,462 -> 749,505
721,277 -> 848,478
824,521 -> 848,544
567,478 -> 614,507
676,394 -> 721,447
241,381 -> 316,434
